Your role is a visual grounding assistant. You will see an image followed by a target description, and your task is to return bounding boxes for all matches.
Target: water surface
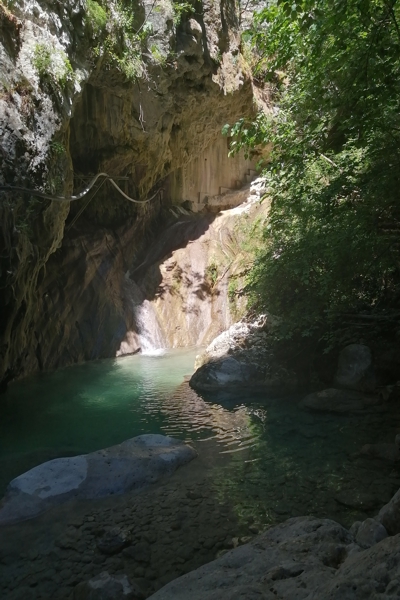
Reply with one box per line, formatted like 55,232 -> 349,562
1,348 -> 400,528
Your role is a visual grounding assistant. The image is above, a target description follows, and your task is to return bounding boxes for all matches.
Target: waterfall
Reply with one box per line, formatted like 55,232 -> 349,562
135,300 -> 167,355
116,278 -> 167,357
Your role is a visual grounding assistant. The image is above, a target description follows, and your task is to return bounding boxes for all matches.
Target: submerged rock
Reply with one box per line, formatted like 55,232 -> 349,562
335,344 -> 376,392
334,490 -> 381,512
74,571 -> 144,600
299,387 -> 380,414
97,528 -> 132,555
360,442 -> 400,462
190,317 -> 297,393
0,435 -> 197,525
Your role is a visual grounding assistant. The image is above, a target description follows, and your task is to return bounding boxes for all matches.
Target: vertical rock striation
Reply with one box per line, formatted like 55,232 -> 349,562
0,0 -> 261,388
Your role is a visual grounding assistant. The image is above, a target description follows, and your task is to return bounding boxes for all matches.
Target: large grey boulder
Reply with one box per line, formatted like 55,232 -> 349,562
190,317 -> 297,394
147,516 -> 400,600
193,317 -> 276,370
0,435 -> 197,525
299,387 -> 380,414
335,344 -> 376,392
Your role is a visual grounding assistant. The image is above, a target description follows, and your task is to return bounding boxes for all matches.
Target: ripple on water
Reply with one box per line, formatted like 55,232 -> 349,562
1,348 -> 400,528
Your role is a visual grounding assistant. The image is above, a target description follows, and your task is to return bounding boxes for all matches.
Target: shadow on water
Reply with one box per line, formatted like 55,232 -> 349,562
1,350 -> 400,599
1,349 -> 400,530
190,386 -> 400,527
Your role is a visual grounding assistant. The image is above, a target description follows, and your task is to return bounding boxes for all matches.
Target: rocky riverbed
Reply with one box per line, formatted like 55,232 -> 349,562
2,340 -> 400,599
1,411 -> 400,600
0,441 -> 254,600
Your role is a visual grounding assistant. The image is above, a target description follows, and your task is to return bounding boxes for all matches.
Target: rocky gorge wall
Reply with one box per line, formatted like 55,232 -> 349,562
167,135 -> 256,210
0,0 -> 265,389
117,179 -> 269,355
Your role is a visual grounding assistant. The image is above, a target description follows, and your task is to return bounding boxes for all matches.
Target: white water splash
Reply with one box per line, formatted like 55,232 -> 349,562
135,300 -> 167,355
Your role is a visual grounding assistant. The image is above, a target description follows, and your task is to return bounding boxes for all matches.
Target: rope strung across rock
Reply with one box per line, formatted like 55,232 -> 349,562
0,172 -> 162,204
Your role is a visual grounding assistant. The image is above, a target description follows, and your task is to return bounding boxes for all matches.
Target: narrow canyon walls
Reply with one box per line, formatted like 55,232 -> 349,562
0,0 -> 264,388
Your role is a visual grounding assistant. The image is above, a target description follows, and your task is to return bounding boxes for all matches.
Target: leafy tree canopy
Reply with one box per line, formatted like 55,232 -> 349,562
226,0 -> 400,345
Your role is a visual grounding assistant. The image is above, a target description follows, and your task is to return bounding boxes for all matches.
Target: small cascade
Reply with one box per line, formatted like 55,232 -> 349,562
117,278 -> 168,358
135,300 -> 167,355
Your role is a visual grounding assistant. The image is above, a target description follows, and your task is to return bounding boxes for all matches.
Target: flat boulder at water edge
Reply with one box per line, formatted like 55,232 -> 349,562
0,435 -> 197,525
190,317 -> 297,394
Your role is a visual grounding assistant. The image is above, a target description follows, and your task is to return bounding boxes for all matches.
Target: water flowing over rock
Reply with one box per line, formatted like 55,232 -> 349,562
117,179 -> 270,356
134,300 -> 167,355
0,435 -> 197,525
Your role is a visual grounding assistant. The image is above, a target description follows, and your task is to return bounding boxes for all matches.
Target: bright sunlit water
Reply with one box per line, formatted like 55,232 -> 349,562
1,348 -> 400,527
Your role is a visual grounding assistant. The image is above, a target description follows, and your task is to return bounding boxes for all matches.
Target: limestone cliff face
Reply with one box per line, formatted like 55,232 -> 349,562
117,179 -> 269,355
0,0 -> 259,388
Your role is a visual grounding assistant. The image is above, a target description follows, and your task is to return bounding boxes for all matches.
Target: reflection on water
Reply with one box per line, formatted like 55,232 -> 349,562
1,348 -> 400,528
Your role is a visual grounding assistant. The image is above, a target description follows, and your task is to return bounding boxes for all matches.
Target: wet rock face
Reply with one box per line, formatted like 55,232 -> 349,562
0,0 -> 257,388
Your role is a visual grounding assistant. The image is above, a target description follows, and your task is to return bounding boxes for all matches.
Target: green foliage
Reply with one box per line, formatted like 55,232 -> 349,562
222,112 -> 270,164
87,0 -> 155,81
32,44 -> 52,76
228,278 -> 238,302
86,0 -> 107,36
50,141 -> 66,156
150,43 -> 167,66
32,43 -> 75,91
226,0 -> 400,340
2,0 -> 18,11
172,0 -> 194,25
205,261 -> 219,287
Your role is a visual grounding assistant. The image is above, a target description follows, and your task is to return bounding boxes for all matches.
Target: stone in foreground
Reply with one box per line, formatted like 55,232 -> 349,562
0,435 -> 197,525
147,516 -> 400,600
